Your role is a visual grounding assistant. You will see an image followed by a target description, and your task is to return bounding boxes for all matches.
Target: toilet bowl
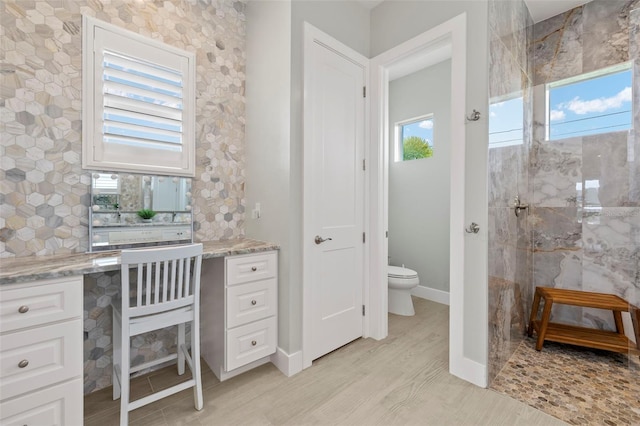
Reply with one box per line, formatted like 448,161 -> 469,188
388,265 -> 419,316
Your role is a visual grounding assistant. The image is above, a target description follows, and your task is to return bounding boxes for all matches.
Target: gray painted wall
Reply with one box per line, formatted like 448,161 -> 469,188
245,0 -> 370,354
245,0 -> 293,351
371,0 -> 490,366
247,0 -> 490,365
389,60 -> 452,293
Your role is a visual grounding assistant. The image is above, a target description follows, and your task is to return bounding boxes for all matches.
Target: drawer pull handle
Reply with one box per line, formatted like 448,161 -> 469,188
18,359 -> 29,368
251,266 -> 257,272
18,305 -> 29,314
251,340 -> 257,346
251,300 -> 257,306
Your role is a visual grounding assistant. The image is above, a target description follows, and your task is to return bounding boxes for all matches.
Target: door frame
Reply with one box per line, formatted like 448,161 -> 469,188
302,23 -> 370,369
369,13 -> 487,387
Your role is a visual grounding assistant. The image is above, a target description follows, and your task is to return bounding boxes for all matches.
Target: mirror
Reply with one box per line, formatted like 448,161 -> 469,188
89,172 -> 193,251
90,173 -> 192,227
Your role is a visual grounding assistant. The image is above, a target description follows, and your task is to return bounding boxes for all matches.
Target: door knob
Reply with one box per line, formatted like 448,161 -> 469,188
314,235 -> 333,245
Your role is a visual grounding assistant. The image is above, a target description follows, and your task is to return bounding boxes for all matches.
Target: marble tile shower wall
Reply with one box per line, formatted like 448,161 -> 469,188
487,0 -> 534,383
0,0 -> 247,393
531,0 -> 640,333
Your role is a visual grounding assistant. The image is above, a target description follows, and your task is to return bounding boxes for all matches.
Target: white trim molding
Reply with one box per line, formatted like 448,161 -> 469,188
371,13 -> 487,387
412,286 -> 450,306
450,356 -> 487,388
271,348 -> 303,377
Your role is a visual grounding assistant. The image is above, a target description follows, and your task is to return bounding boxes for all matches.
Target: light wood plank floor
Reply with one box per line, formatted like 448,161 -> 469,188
85,298 -> 565,425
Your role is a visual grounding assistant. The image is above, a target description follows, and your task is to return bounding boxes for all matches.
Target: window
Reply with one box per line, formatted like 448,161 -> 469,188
547,63 -> 632,141
489,96 -> 523,148
82,16 -> 196,176
394,115 -> 434,162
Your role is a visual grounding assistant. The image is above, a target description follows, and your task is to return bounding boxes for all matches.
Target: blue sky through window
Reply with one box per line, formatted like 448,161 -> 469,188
489,96 -> 523,148
401,118 -> 434,146
395,116 -> 434,162
548,66 -> 632,140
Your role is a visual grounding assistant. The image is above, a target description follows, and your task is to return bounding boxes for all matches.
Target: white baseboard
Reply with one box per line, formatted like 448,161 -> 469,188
270,347 -> 303,377
215,357 -> 271,382
450,355 -> 487,388
412,285 -> 450,305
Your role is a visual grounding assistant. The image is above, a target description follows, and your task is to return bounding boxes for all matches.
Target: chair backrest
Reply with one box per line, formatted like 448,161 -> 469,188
120,243 -> 203,319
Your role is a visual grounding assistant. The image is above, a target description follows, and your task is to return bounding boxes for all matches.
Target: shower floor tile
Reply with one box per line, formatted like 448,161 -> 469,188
491,338 -> 640,425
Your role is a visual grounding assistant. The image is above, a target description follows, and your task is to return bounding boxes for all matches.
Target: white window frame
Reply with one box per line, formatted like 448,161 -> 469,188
393,114 -> 434,162
82,15 -> 196,177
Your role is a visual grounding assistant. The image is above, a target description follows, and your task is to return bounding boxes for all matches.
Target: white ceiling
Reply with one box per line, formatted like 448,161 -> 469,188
357,0 -> 593,23
524,0 -> 592,23
356,0 -> 383,10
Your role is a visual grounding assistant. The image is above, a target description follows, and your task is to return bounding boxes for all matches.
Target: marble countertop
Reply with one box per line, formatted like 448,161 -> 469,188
0,238 -> 279,285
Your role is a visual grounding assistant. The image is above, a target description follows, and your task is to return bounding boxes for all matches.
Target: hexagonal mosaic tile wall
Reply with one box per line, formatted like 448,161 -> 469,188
1,0 -> 247,393
1,0 -> 246,259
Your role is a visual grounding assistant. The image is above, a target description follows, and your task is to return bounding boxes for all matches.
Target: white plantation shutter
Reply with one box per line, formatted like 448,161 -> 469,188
83,16 -> 195,176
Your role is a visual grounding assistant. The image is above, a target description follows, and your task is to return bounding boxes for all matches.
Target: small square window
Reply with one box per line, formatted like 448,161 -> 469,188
547,63 -> 632,141
394,115 -> 434,162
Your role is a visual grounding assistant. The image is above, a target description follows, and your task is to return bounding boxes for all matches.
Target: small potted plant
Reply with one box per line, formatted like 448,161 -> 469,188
137,209 -> 156,223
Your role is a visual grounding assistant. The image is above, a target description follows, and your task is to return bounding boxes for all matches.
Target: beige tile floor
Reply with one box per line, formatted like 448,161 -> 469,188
85,298 -> 564,425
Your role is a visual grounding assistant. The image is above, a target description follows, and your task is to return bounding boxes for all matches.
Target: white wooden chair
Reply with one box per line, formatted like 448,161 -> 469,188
112,243 -> 204,425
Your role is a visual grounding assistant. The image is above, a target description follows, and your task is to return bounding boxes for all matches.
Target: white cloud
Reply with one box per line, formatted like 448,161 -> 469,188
419,120 -> 433,129
490,111 -> 497,117
562,86 -> 631,115
549,109 -> 566,121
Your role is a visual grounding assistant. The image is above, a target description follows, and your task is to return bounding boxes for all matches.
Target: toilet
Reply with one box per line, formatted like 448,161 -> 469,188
388,265 -> 420,316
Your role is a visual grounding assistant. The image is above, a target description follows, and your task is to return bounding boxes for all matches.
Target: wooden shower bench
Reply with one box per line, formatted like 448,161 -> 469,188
527,287 -> 640,356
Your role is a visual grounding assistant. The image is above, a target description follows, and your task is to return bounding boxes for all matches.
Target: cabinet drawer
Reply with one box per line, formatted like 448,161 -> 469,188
226,316 -> 276,371
0,378 -> 82,426
0,277 -> 82,334
226,252 -> 277,286
0,320 -> 82,401
226,278 -> 277,328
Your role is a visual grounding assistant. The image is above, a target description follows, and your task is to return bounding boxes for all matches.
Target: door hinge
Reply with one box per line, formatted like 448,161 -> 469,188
363,86 -> 366,98
362,305 -> 366,316
362,159 -> 366,171
385,230 -> 388,238
362,232 -> 366,243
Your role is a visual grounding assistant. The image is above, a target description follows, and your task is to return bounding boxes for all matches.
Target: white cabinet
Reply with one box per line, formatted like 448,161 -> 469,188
201,251 -> 278,381
0,277 -> 83,424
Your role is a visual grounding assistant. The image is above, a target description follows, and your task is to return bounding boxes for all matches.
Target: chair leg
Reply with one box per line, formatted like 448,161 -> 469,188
191,318 -> 203,410
178,323 -> 186,376
112,309 -> 121,401
120,326 -> 130,426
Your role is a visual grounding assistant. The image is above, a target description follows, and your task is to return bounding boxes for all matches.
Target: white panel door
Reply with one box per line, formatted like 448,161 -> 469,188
304,27 -> 366,363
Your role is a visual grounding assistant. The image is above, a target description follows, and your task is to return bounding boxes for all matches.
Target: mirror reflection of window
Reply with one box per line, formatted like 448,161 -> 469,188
92,173 -> 120,210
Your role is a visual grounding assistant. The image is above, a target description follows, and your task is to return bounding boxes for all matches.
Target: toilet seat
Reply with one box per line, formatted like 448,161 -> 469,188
388,265 -> 418,279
